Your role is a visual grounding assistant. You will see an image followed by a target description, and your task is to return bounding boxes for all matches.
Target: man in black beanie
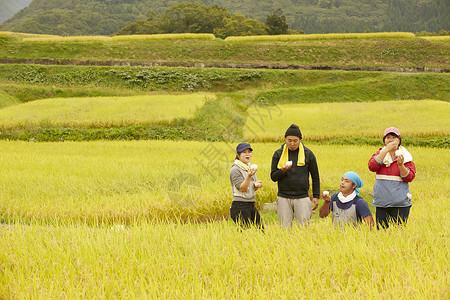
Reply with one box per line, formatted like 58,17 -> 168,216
271,124 -> 320,228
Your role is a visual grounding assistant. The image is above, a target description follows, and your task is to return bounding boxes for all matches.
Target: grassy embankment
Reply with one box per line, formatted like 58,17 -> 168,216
1,32 -> 449,69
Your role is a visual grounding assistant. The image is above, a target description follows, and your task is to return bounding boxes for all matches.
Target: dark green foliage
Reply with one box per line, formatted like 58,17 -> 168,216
213,14 -> 268,39
265,10 -> 289,35
117,3 -> 231,35
1,0 -> 449,36
158,3 -> 230,34
116,3 -> 269,39
116,19 -> 162,35
383,0 -> 450,33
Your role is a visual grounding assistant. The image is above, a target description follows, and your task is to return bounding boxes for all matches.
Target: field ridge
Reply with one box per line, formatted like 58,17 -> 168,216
0,58 -> 449,73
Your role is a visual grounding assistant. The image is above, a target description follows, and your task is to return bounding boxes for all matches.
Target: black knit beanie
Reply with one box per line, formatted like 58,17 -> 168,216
285,124 -> 302,139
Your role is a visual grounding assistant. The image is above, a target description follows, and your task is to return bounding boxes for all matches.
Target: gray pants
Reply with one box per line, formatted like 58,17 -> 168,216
277,196 -> 312,228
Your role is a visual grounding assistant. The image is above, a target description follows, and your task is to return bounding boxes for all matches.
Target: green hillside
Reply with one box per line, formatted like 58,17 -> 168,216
0,0 -> 32,24
0,0 -> 448,36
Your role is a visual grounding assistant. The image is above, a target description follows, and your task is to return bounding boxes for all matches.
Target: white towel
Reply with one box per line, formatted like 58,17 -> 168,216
382,146 -> 413,167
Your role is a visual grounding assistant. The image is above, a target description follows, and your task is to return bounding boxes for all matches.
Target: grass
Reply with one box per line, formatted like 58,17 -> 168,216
0,89 -> 21,108
244,100 -> 450,141
0,141 -> 448,298
1,33 -> 449,68
254,74 -> 450,105
0,94 -> 212,128
0,81 -> 147,105
0,64 -> 390,95
1,82 -> 448,144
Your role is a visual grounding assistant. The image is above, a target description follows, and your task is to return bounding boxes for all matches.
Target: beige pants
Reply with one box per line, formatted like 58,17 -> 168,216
277,196 -> 312,228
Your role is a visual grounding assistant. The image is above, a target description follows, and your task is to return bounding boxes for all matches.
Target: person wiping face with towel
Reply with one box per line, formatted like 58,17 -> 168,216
270,124 -> 321,228
368,127 -> 416,229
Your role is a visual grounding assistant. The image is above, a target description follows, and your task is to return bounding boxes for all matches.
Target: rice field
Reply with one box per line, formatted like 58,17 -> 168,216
244,100 -> 450,141
13,31 -> 419,44
0,140 -> 448,224
21,33 -> 216,43
224,32 -> 416,42
0,94 -> 212,128
112,33 -> 216,42
0,140 -> 449,298
420,36 -> 450,42
0,29 -> 449,298
0,31 -> 58,38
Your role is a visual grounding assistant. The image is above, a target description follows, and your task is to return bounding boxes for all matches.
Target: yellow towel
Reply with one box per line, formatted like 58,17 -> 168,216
277,143 -> 305,169
234,159 -> 251,171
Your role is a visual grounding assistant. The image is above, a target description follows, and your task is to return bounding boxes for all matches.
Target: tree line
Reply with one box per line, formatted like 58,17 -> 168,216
116,3 -> 290,38
0,0 -> 448,36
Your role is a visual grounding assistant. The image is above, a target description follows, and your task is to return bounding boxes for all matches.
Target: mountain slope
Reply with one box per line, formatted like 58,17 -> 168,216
0,0 -> 32,24
0,0 -> 448,36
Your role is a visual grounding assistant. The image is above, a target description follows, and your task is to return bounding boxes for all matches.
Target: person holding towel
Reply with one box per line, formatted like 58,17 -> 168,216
368,127 -> 416,229
271,124 -> 320,228
229,143 -> 264,229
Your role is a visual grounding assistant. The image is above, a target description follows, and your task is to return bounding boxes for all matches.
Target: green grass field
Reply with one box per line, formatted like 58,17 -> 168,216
0,94 -> 211,128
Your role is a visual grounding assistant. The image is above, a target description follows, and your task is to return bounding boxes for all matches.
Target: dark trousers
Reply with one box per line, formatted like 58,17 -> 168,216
376,206 -> 411,229
230,201 -> 264,230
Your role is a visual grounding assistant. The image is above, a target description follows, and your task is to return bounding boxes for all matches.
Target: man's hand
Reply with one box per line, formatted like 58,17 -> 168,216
312,197 -> 319,210
281,161 -> 293,173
